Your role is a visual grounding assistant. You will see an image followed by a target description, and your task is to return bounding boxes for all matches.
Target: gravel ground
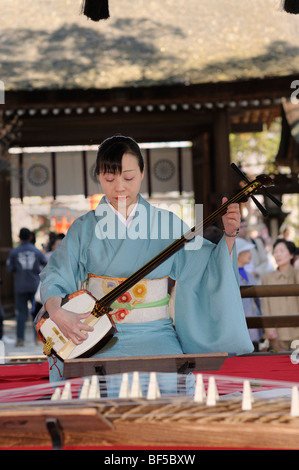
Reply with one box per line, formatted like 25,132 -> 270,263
1,318 -> 45,361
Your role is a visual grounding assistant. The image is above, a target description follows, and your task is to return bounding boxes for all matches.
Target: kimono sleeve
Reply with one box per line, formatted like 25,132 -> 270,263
173,236 -> 254,356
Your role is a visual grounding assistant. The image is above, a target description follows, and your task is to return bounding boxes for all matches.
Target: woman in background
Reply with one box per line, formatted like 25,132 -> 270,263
262,239 -> 299,351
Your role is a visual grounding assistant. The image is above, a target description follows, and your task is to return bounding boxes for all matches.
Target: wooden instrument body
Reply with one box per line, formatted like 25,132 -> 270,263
36,290 -> 116,361
1,395 -> 299,450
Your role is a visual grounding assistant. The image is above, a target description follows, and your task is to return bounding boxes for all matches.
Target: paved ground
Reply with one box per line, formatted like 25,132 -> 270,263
1,318 -> 45,361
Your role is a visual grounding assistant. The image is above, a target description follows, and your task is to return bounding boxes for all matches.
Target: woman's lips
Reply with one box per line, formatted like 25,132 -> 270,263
114,196 -> 128,205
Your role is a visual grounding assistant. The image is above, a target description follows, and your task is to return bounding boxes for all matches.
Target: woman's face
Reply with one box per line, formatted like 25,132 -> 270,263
98,152 -> 144,215
273,242 -> 293,269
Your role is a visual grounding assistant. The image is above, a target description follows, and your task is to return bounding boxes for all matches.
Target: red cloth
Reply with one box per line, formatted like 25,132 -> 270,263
209,354 -> 299,383
0,362 -> 49,390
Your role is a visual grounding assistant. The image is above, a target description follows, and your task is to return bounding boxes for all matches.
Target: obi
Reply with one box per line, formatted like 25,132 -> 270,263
85,274 -> 170,324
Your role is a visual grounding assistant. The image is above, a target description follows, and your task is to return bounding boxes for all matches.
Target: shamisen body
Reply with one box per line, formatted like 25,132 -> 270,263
39,135 -> 253,383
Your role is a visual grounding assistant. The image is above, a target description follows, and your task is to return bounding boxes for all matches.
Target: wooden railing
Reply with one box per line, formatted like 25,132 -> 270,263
240,284 -> 299,329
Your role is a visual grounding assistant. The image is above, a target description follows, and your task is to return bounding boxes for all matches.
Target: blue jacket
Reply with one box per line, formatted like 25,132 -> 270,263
6,242 -> 47,294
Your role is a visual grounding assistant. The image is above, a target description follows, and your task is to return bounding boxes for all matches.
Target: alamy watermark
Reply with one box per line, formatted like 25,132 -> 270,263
290,340 -> 299,364
94,201 -> 204,250
0,81 -> 4,104
290,80 -> 299,105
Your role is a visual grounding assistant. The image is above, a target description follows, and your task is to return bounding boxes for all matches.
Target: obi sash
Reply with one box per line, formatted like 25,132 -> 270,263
84,274 -> 170,324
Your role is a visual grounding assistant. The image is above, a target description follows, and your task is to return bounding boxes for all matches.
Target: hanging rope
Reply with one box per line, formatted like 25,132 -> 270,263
283,0 -> 299,14
81,0 -> 110,21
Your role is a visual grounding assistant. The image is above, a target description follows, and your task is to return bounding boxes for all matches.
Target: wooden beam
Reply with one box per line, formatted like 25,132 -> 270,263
241,284 -> 299,298
246,315 -> 299,329
63,353 -> 228,378
3,74 -> 297,110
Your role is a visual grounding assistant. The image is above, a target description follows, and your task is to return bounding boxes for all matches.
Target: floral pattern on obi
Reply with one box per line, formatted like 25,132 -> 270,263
114,308 -> 129,322
102,278 -> 147,322
86,274 -> 169,324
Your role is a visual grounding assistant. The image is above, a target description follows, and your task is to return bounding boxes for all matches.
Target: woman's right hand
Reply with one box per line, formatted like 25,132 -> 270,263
50,307 -> 94,345
45,296 -> 94,345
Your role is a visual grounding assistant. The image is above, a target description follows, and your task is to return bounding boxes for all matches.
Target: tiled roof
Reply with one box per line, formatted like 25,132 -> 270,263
1,0 -> 299,90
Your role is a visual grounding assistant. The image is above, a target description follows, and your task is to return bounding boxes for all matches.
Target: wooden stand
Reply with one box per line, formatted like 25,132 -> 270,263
63,352 -> 228,378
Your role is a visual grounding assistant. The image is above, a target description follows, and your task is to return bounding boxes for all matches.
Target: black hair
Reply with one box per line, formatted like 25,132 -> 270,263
19,227 -> 31,241
48,233 -> 65,251
94,135 -> 144,176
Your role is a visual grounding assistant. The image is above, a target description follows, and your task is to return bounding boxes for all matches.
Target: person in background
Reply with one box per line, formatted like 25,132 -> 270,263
261,239 -> 299,351
238,218 -> 272,284
6,227 -> 47,346
32,233 -> 65,341
235,238 -> 264,351
45,233 -> 65,261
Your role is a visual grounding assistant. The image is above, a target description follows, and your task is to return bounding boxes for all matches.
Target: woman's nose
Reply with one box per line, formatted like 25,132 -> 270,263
115,178 -> 125,192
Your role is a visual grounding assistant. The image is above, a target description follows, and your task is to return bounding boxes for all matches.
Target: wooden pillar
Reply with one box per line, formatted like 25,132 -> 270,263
0,147 -> 13,306
0,108 -> 17,307
211,110 -> 233,210
191,132 -> 211,218
192,111 -> 233,226
0,150 -> 12,247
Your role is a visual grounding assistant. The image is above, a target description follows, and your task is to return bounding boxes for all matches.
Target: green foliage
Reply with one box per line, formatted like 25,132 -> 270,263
229,119 -> 281,175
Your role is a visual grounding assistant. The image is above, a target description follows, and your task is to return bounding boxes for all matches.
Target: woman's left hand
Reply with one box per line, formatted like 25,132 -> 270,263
221,197 -> 241,237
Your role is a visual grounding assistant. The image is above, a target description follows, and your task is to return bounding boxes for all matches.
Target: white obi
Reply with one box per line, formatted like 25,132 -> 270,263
85,274 -> 170,324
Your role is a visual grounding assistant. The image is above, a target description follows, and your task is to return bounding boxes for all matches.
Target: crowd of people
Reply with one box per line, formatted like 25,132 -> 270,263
235,219 -> 299,352
203,218 -> 299,352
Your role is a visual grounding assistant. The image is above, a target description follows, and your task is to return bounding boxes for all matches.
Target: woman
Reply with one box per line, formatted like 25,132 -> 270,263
262,239 -> 299,351
39,135 -> 253,385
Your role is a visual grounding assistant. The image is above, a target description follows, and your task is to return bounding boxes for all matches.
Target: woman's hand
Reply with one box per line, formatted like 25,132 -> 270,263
221,197 -> 241,253
222,197 -> 241,236
45,296 -> 94,345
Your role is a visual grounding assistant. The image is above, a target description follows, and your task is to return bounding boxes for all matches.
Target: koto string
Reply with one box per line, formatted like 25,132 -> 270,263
0,373 -> 298,423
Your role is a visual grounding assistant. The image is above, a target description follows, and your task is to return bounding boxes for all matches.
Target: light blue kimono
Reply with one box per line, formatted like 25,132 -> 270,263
40,195 -> 253,385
